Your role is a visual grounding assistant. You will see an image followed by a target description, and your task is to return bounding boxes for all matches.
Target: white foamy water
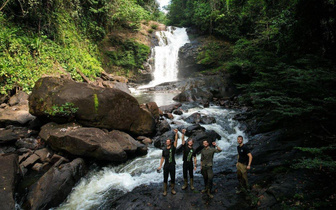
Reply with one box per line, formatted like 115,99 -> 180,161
56,105 -> 247,210
139,27 -> 190,89
157,0 -> 170,14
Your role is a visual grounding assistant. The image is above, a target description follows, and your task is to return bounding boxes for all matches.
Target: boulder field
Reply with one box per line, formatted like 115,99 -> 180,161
0,76 -> 161,210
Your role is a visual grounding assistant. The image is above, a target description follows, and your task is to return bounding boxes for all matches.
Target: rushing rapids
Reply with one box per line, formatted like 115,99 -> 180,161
56,104 -> 247,209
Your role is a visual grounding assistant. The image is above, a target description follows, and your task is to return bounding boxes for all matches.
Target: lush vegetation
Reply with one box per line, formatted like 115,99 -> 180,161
104,37 -> 150,77
0,0 -> 163,95
45,102 -> 79,117
168,0 -> 336,132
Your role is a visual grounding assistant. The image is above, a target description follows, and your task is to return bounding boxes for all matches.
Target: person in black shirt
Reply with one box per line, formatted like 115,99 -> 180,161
157,129 -> 179,196
181,129 -> 197,190
236,135 -> 253,193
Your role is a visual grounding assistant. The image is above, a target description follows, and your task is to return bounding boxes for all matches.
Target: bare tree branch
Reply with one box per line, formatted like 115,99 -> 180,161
0,0 -> 10,11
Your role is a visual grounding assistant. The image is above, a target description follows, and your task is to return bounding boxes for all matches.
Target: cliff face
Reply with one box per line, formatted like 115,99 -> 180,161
178,41 -> 207,79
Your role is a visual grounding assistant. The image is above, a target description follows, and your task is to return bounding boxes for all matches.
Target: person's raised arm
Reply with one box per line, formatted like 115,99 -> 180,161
173,128 -> 178,148
212,141 -> 222,152
181,129 -> 186,145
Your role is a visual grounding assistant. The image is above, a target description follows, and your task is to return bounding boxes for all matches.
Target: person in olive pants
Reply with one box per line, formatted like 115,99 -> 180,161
236,135 -> 253,193
200,139 -> 222,198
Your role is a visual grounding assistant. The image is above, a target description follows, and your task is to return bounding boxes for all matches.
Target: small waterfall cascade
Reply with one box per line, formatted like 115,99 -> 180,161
139,27 -> 190,89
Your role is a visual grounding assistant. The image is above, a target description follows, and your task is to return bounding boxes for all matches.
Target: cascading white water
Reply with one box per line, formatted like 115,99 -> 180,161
139,27 -> 190,89
56,105 -> 247,210
157,0 -> 170,14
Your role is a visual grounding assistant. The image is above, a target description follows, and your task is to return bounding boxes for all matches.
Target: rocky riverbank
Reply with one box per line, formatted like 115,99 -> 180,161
110,97 -> 336,209
1,70 -> 335,209
0,75 -> 160,210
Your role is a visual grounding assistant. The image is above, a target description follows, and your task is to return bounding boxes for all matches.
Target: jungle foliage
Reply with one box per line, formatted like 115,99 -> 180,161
0,0 -> 162,94
168,0 -> 336,129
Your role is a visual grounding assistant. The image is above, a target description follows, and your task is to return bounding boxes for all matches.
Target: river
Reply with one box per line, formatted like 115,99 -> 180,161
54,20 -> 247,210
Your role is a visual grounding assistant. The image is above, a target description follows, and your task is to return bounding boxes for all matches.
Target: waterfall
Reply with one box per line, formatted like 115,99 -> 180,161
139,27 -> 190,89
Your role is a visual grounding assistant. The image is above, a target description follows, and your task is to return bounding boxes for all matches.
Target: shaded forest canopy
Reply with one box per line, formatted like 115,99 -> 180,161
168,0 -> 336,133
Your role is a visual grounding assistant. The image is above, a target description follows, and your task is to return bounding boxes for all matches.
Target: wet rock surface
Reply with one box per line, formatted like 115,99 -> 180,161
39,123 -> 129,162
25,158 -> 86,210
0,154 -> 19,210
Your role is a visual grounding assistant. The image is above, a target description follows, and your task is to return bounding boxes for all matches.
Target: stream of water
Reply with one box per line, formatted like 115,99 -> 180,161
56,105 -> 246,210
54,1 -> 246,209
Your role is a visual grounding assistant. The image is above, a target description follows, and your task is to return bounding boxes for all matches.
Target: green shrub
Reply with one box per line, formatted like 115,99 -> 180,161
151,24 -> 158,29
45,102 -> 79,117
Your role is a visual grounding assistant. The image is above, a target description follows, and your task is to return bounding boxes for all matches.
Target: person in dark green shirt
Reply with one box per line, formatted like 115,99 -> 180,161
201,139 -> 222,198
157,129 -> 179,196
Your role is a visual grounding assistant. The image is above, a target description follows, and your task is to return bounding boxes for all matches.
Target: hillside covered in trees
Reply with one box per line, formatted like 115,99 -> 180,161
0,0 -> 163,94
169,0 -> 336,139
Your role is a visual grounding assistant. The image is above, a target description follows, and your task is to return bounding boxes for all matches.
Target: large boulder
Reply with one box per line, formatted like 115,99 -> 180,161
141,102 -> 160,120
184,113 -> 202,124
173,87 -> 213,103
159,103 -> 182,114
156,120 -> 171,135
187,130 -> 221,152
102,81 -> 131,94
29,77 -> 155,136
39,123 -> 128,162
108,130 -> 147,156
0,104 -> 35,127
153,130 -> 175,148
25,158 -> 86,210
0,154 -> 19,210
0,91 -> 35,127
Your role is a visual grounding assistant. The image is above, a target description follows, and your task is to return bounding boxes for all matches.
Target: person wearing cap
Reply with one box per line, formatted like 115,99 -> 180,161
181,129 -> 197,190
236,135 -> 253,193
200,139 -> 222,198
157,129 -> 179,196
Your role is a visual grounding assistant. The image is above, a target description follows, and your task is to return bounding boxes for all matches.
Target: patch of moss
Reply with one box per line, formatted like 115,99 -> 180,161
94,94 -> 99,113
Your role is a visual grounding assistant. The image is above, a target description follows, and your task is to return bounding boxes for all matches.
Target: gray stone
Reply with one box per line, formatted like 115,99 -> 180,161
0,154 -> 19,210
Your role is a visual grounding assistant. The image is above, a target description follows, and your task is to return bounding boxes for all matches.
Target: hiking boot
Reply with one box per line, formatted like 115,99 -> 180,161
190,178 -> 195,190
163,183 -> 167,196
182,179 -> 188,190
201,188 -> 208,193
171,184 -> 176,195
235,187 -> 242,194
207,189 -> 214,198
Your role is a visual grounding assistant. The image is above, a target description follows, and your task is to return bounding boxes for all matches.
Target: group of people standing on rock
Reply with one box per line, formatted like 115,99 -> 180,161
157,129 -> 253,198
